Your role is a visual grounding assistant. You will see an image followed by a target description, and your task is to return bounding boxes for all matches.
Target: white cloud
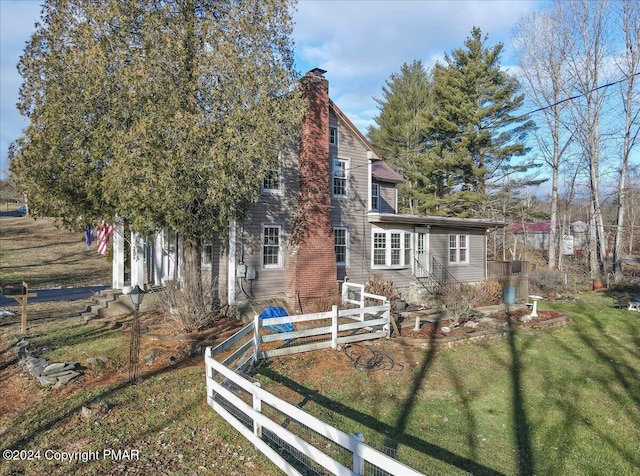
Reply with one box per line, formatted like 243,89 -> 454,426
0,0 -> 542,177
293,0 -> 541,131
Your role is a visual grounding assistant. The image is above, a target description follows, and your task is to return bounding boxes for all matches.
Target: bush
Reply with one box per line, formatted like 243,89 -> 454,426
439,283 -> 478,327
474,280 -> 503,305
162,279 -> 216,333
365,275 -> 402,307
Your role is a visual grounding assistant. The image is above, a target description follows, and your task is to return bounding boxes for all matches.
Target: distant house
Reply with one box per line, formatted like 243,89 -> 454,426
510,220 -> 587,255
111,70 -> 504,310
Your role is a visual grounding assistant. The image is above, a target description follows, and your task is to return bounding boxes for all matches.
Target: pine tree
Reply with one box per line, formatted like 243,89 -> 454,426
368,60 -> 457,215
427,27 -> 536,216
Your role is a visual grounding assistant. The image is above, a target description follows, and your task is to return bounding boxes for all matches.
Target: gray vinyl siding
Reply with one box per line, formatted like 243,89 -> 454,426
378,181 -> 396,214
330,110 -> 370,283
428,227 -> 487,282
225,149 -> 300,301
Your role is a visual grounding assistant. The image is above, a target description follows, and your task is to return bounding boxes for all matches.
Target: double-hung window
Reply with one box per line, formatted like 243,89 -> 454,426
202,240 -> 213,267
449,234 -> 469,264
262,169 -> 281,194
334,227 -> 349,266
263,225 -> 282,268
371,182 -> 380,211
262,153 -> 282,195
372,229 -> 412,268
329,126 -> 338,146
333,157 -> 348,197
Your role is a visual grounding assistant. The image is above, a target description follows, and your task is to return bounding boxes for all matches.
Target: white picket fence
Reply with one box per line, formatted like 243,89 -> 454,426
204,287 -> 425,475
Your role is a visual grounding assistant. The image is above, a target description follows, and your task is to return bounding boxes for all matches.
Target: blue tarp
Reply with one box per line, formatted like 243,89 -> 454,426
259,306 -> 294,334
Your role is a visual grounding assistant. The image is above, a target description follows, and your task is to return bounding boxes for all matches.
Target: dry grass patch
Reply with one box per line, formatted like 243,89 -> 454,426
0,216 -> 111,288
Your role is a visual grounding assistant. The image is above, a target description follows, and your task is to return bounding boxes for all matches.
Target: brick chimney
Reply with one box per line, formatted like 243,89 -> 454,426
285,70 -> 338,312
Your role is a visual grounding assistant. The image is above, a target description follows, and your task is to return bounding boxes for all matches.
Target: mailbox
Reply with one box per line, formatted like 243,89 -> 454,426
3,283 -> 25,296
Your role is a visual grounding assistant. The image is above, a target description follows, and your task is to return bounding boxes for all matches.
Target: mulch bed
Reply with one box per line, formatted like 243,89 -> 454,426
400,309 -> 568,343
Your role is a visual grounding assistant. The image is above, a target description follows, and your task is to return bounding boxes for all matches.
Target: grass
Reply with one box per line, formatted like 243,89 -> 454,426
252,294 -> 640,475
1,217 -> 639,474
0,216 -> 111,288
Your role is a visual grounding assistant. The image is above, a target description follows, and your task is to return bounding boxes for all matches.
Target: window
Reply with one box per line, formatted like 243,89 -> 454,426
263,225 -> 282,268
391,233 -> 401,265
329,126 -> 338,146
262,168 -> 281,194
373,232 -> 386,266
202,240 -> 213,267
449,234 -> 469,264
404,232 -> 412,266
372,229 -> 412,268
333,157 -> 348,197
334,227 -> 349,266
371,182 -> 380,211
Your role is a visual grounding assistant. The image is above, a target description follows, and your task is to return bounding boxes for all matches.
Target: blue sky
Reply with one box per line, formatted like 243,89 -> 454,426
0,0 -> 540,179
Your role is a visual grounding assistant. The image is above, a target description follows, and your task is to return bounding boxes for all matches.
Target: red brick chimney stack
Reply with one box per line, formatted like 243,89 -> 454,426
284,69 -> 338,311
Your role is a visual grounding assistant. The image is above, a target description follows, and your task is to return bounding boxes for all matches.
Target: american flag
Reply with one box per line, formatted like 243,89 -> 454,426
97,220 -> 114,256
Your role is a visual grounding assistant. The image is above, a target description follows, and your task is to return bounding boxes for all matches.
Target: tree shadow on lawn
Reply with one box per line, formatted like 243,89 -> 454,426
1,354 -> 203,455
256,322 -> 506,476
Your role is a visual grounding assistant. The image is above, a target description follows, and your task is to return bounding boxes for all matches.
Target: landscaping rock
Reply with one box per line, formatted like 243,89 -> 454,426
15,341 -> 82,387
86,356 -> 108,366
81,401 -> 109,419
464,321 -> 479,329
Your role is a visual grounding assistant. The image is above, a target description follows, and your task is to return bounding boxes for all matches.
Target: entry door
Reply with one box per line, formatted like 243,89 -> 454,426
415,227 -> 429,277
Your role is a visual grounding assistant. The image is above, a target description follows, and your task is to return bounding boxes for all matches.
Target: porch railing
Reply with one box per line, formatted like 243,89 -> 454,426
414,256 -> 459,294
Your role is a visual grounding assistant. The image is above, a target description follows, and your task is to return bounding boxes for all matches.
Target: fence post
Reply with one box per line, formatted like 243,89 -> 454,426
253,382 -> 262,438
253,314 -> 260,362
353,432 -> 364,475
331,305 -> 338,350
383,301 -> 390,338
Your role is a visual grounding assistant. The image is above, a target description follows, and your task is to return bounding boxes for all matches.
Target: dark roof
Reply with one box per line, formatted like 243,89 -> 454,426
371,160 -> 405,184
369,213 -> 505,229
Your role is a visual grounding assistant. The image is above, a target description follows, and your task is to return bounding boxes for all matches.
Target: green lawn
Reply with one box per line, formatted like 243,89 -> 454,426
1,293 -> 639,475
253,293 -> 640,475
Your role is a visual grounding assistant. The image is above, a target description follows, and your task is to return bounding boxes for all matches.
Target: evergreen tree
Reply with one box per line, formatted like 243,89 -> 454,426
427,27 -> 536,217
368,60 -> 439,214
10,0 -> 303,293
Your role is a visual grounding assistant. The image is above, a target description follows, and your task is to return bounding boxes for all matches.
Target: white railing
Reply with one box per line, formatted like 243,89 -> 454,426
254,303 -> 390,360
205,321 -> 424,475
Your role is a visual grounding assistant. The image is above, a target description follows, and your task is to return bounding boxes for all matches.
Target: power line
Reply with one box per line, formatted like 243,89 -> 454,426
526,72 -> 640,116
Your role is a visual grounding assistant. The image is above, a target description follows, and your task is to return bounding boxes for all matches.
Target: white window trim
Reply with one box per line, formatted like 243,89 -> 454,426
201,240 -> 213,268
371,182 -> 380,211
262,224 -> 283,269
332,156 -> 349,198
334,226 -> 349,267
261,153 -> 284,195
329,126 -> 338,146
449,233 -> 470,265
371,228 -> 412,269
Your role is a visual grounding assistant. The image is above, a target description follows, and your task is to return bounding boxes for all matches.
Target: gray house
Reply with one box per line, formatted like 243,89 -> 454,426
112,70 -> 502,310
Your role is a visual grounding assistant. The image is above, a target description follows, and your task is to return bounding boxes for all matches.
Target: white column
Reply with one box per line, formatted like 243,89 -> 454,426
227,220 -> 237,304
112,224 -> 125,289
130,231 -> 146,288
153,231 -> 164,286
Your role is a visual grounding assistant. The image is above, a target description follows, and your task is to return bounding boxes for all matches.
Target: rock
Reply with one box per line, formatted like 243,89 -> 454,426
86,357 -> 108,366
520,315 -> 532,323
81,401 -> 109,419
55,370 -> 81,384
145,352 -> 158,364
42,362 -> 77,375
464,321 -> 479,329
36,375 -> 59,386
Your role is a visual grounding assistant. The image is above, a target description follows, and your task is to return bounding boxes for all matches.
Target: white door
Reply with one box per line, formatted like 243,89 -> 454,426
415,227 -> 429,276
